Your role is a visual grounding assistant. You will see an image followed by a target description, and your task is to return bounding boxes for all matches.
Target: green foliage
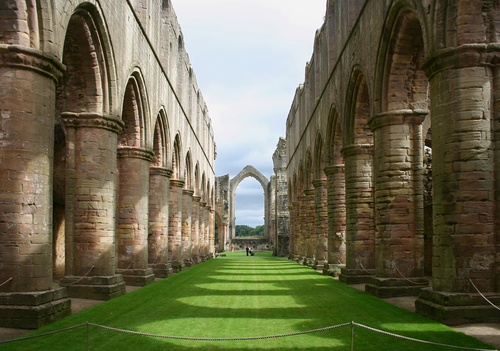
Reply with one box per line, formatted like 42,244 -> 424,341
235,224 -> 264,237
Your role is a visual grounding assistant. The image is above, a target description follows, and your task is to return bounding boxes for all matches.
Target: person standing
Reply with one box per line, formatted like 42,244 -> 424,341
246,245 -> 249,256
231,244 -> 234,252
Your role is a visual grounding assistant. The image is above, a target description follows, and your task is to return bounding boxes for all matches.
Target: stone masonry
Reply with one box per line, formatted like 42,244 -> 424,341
286,0 -> 500,325
0,0 -> 216,329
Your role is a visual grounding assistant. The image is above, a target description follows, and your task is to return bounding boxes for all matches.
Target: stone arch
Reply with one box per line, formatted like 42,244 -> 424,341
194,163 -> 200,196
339,69 -> 375,282
184,151 -> 192,190
229,165 -> 270,240
151,108 -> 169,168
172,134 -> 182,180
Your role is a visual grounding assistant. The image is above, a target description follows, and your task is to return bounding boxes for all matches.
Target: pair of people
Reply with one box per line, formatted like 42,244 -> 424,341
245,245 -> 254,256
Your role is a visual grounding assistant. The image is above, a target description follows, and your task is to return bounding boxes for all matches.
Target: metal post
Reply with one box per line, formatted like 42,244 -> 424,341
351,321 -> 354,351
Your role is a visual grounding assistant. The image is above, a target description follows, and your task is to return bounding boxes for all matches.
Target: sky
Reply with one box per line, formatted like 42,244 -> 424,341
173,1 -> 327,227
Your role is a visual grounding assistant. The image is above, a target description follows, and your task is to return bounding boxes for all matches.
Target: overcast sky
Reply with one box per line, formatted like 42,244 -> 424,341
173,1 -> 327,227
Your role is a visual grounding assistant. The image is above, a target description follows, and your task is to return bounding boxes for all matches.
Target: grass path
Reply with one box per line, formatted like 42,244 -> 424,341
4,252 -> 495,350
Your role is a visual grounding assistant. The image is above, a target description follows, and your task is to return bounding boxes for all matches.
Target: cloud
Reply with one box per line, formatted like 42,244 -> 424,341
173,1 -> 326,226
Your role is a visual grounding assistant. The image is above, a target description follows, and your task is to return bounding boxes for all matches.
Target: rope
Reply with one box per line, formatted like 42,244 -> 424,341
360,263 -> 374,275
126,261 -> 135,270
63,266 -> 94,286
353,322 -> 497,351
2,321 -> 497,350
469,279 -> 500,312
0,324 -> 87,344
0,277 -> 12,288
396,268 -> 428,285
87,322 -> 352,341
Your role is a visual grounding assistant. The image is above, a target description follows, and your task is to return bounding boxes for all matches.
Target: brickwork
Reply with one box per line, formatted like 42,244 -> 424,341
181,189 -> 193,266
0,0 -> 215,328
286,0 -> 500,324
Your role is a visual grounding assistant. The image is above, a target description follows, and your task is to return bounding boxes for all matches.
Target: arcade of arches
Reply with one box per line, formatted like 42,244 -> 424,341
0,0 -> 215,328
287,0 -> 500,325
1,0 -> 500,331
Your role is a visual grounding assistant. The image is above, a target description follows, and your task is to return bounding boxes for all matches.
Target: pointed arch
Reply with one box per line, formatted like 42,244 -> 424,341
194,163 -> 200,196
184,151 -> 192,190
314,133 -> 326,181
172,134 -> 182,180
151,108 -> 169,168
344,68 -> 372,147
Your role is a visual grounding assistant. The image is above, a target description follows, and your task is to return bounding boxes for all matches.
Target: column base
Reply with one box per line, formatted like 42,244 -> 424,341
304,257 -> 315,268
323,264 -> 345,277
150,263 -> 173,278
171,260 -> 186,273
183,259 -> 193,268
365,277 -> 429,298
292,255 -> 301,263
116,268 -> 155,286
191,256 -> 201,265
339,268 -> 375,284
314,260 -> 327,271
416,287 -> 500,325
60,274 -> 126,300
200,256 -> 207,262
0,288 -> 71,329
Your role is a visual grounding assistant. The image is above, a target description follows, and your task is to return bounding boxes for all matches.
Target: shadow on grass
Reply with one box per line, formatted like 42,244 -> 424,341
3,252 -> 495,351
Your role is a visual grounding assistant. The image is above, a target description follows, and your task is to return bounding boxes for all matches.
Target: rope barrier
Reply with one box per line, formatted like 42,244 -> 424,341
353,322 -> 497,351
469,279 -> 500,312
63,266 -> 94,286
360,263 -> 375,275
396,268 -> 428,285
0,277 -> 12,288
2,321 -> 497,350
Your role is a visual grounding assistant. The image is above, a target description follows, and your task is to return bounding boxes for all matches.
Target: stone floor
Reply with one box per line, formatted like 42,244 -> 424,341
1,283 -> 499,349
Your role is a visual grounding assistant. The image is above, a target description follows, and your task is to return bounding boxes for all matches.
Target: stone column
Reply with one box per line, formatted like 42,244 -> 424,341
416,44 -> 499,323
209,208 -> 215,258
323,165 -> 346,277
304,188 -> 316,267
287,203 -> 295,260
60,113 -> 126,300
296,194 -> 307,263
313,179 -> 328,271
0,45 -> 71,328
148,167 -> 173,278
115,147 -> 155,286
181,189 -> 193,267
191,195 -> 201,264
199,201 -> 207,261
339,144 -> 375,284
169,179 -> 184,272
364,111 -> 428,297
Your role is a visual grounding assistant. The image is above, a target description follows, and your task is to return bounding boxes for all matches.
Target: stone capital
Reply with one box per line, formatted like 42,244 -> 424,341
149,167 -> 173,178
170,179 -> 185,188
192,195 -> 201,203
0,44 -> 65,83
182,189 -> 194,197
304,188 -> 315,196
340,144 -> 373,158
62,112 -> 124,134
324,164 -> 345,176
420,43 -> 500,79
368,110 -> 427,132
117,147 -> 154,162
199,201 -> 207,207
312,179 -> 327,189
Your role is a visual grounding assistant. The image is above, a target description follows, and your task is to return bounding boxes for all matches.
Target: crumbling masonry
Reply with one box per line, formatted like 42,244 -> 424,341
0,0 -> 216,329
287,0 -> 500,325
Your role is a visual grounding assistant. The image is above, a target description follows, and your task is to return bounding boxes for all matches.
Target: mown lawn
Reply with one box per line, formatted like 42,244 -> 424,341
3,252 -> 495,350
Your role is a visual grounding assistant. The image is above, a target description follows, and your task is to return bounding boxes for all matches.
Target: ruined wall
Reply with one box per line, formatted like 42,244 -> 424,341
286,0 -> 500,325
0,0 -> 216,328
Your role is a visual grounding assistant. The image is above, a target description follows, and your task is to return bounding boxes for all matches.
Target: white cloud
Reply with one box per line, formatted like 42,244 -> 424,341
173,1 -> 326,226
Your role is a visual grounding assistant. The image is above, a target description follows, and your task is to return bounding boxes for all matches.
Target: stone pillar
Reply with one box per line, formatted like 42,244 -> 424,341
304,188 -> 316,267
365,111 -> 428,297
169,179 -> 185,272
296,194 -> 307,263
209,208 -> 215,257
199,201 -> 207,261
416,45 -> 500,324
181,189 -> 193,267
0,45 -> 71,328
148,167 -> 173,278
287,204 -> 295,259
313,179 -> 328,271
115,148 -> 155,286
323,165 -> 346,277
339,144 -> 375,284
191,195 -> 201,264
60,113 -> 126,300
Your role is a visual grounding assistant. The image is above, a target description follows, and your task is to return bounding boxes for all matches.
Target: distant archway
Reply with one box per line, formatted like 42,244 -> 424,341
230,165 -> 270,240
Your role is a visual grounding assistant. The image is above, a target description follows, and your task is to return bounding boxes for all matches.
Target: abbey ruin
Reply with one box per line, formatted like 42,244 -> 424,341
1,0 -> 500,331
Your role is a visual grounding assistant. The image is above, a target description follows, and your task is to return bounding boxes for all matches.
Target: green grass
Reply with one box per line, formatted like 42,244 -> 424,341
3,252 -> 495,350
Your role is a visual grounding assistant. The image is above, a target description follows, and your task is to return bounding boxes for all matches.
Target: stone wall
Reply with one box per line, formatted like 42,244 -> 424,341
286,0 -> 500,325
0,0 -> 216,328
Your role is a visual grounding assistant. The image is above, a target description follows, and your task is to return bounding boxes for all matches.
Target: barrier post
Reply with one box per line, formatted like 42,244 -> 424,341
351,322 -> 354,351
87,322 -> 90,351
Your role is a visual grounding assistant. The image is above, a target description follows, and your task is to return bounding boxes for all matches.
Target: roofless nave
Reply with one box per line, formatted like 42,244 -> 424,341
1,0 -> 499,330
